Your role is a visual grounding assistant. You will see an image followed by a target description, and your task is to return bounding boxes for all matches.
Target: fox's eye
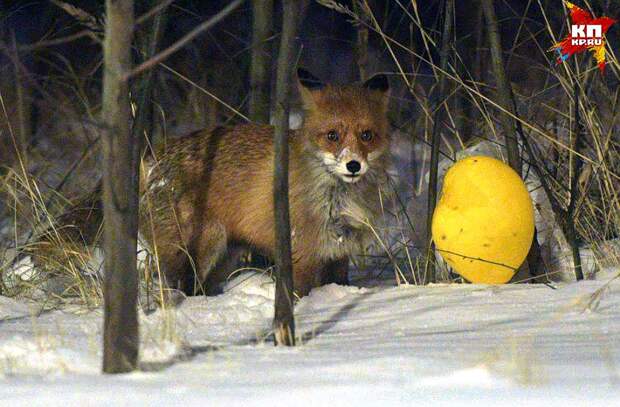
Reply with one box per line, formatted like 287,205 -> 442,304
360,130 -> 373,142
326,130 -> 339,142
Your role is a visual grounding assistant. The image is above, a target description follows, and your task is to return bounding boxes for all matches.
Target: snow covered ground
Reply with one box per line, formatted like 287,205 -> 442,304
1,272 -> 620,406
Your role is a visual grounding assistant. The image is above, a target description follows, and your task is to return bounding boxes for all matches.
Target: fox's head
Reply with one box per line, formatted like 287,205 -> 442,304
297,68 -> 390,184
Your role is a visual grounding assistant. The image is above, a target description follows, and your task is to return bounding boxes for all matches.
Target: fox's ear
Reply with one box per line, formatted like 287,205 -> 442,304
363,73 -> 389,92
297,68 -> 324,110
363,73 -> 390,109
297,68 -> 325,90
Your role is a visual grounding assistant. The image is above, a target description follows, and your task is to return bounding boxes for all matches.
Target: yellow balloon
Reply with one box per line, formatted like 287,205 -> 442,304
432,156 -> 534,284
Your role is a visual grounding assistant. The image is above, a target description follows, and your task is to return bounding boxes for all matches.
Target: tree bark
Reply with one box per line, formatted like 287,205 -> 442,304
247,0 -> 275,272
425,0 -> 454,284
9,32 -> 31,168
101,0 -> 139,373
353,1 -> 369,81
272,0 -> 301,346
134,5 -> 166,150
481,0 -> 520,171
249,0 -> 274,123
567,79 -> 584,280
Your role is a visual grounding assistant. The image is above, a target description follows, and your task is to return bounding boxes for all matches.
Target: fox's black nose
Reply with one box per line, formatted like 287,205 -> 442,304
346,160 -> 361,174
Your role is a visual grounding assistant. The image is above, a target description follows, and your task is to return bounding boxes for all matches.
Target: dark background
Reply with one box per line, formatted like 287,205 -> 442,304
3,0 -> 618,146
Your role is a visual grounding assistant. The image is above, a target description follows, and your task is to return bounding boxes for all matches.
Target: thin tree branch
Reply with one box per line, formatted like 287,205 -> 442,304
135,0 -> 175,26
16,30 -> 98,51
425,0 -> 454,285
567,79 -> 584,280
481,0 -> 521,172
126,0 -> 245,80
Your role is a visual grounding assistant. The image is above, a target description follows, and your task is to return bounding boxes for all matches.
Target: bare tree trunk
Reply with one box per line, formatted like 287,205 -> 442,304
473,3 -> 486,89
425,0 -> 454,284
567,79 -> 584,280
480,0 -> 520,171
460,3 -> 484,144
353,1 -> 369,81
9,32 -> 31,168
249,0 -> 274,123
101,0 -> 139,373
272,0 -> 301,347
133,5 -> 166,150
14,65 -> 31,167
247,0 -> 275,272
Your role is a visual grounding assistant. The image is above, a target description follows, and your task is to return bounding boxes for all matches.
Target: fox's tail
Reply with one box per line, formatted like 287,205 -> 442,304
25,181 -> 104,268
51,181 -> 103,245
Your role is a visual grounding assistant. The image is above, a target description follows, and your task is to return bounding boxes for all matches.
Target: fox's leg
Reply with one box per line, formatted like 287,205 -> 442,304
156,245 -> 193,295
140,213 -> 193,294
202,244 -> 247,295
320,257 -> 350,286
193,221 -> 228,293
292,258 -> 324,297
289,248 -> 348,297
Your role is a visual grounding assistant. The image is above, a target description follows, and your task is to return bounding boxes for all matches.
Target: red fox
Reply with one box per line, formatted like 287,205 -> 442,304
139,69 -> 391,296
31,69 -> 391,298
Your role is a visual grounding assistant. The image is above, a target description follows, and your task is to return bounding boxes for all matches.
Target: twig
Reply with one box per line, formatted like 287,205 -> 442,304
135,0 -> 175,26
481,0 -> 521,172
425,0 -> 454,284
16,30 -> 99,52
567,78 -> 584,280
435,248 -> 518,271
126,0 -> 244,80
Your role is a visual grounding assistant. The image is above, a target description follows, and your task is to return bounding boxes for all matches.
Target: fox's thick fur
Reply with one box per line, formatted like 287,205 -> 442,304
37,70 -> 392,297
